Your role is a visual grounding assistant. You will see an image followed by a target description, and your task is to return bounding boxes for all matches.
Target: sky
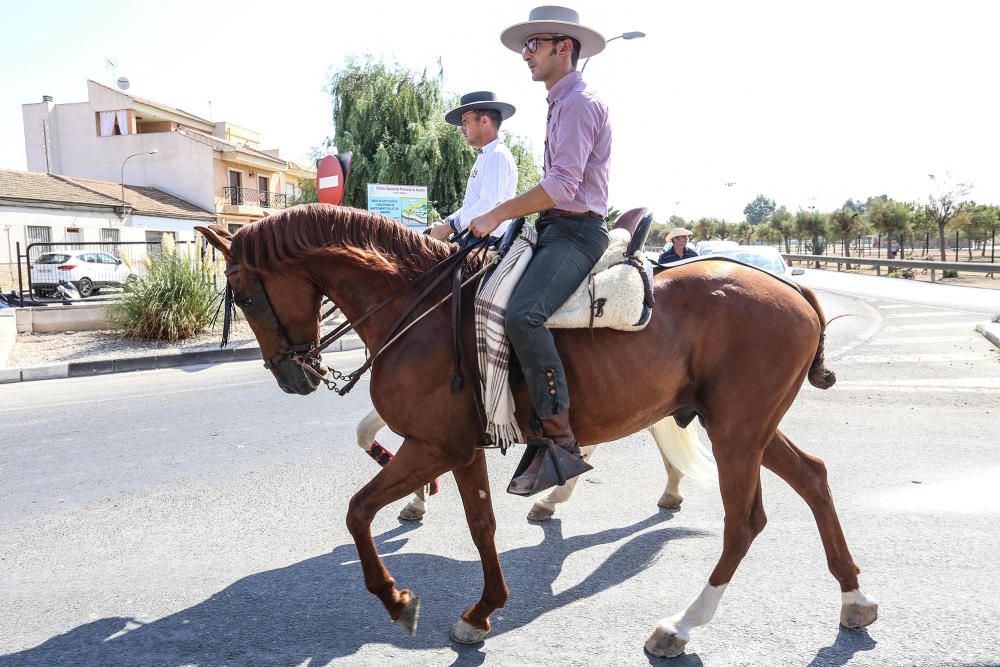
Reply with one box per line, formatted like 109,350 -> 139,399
1,0 -> 998,222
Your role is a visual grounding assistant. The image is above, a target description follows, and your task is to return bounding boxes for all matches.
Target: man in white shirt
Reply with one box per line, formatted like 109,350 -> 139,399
428,91 -> 518,240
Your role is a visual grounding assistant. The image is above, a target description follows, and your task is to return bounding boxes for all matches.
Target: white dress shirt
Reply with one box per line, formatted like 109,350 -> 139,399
446,138 -> 518,238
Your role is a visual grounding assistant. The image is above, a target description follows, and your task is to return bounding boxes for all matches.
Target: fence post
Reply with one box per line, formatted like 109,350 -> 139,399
954,230 -> 959,262
15,242 -> 23,306
931,268 -> 936,283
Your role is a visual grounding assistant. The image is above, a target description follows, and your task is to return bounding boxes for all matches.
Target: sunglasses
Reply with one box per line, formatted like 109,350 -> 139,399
521,35 -> 568,55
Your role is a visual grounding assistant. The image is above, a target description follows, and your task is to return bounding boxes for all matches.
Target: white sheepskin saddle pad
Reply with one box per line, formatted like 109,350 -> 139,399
546,228 -> 654,332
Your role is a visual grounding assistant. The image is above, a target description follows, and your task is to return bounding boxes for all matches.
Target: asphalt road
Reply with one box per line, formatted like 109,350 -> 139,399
1,287 -> 997,666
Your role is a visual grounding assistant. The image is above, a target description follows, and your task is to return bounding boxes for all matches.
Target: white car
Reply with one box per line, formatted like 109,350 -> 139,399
30,251 -> 136,298
711,246 -> 804,277
695,240 -> 740,256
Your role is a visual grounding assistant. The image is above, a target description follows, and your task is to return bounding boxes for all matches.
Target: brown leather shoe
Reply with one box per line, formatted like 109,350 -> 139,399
507,410 -> 593,496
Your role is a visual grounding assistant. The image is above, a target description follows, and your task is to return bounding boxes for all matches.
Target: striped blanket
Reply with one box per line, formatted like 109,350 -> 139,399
474,225 -> 537,448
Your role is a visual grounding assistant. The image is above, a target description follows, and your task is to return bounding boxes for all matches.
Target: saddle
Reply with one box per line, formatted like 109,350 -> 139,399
546,207 -> 656,331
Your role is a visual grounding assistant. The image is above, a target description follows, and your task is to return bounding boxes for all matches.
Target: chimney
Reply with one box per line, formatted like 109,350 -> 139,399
42,95 -> 53,103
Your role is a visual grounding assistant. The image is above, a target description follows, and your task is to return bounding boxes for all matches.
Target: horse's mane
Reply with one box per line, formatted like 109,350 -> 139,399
232,203 -> 459,280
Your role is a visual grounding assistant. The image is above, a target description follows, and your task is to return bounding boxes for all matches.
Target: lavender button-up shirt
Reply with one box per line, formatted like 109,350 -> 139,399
538,71 -> 611,217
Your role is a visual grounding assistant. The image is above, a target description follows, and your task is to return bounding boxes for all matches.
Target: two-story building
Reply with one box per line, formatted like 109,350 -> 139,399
22,80 -> 315,233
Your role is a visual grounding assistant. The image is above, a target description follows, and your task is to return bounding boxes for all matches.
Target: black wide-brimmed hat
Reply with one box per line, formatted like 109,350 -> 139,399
444,91 -> 516,126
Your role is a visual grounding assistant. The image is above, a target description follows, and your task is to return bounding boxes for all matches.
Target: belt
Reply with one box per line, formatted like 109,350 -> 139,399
541,208 -> 603,219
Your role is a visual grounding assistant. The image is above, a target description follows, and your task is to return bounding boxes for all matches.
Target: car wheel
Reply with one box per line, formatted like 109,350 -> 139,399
76,277 -> 94,298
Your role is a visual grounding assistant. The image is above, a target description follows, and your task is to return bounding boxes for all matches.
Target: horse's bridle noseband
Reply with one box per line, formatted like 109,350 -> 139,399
222,263 -> 325,373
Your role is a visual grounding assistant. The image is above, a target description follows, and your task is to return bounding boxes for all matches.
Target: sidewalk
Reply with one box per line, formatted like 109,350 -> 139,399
0,331 -> 364,384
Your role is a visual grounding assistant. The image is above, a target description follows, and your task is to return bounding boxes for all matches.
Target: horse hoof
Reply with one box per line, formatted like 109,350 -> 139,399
393,593 -> 421,636
840,589 -> 879,629
450,618 -> 490,644
527,503 -> 555,521
398,500 -> 426,522
645,621 -> 687,658
657,492 -> 684,509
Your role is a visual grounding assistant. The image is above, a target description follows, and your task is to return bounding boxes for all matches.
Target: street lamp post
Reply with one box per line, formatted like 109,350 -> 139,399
580,31 -> 646,73
120,149 -> 158,215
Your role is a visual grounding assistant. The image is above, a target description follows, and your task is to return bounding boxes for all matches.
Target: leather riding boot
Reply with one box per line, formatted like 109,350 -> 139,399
507,409 -> 593,496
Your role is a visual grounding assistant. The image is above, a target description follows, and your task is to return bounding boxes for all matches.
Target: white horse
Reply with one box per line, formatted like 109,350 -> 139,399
356,408 -> 716,521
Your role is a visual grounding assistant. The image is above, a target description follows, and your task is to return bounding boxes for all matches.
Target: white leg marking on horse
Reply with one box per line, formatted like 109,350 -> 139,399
528,445 -> 597,521
478,489 -> 487,499
450,618 -> 490,644
840,588 -> 879,628
356,409 -> 386,451
645,583 -> 727,658
398,495 -> 427,522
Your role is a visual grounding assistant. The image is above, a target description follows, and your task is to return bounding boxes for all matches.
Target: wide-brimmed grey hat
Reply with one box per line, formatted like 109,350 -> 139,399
444,91 -> 517,126
500,5 -> 606,59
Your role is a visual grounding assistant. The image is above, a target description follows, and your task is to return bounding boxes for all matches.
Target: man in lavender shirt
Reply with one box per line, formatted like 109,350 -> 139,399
469,6 -> 611,496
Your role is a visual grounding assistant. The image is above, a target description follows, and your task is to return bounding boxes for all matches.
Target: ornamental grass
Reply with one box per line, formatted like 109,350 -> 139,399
115,234 -> 223,341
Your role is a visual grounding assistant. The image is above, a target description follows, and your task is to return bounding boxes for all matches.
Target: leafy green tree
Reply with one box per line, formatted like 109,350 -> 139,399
795,211 -> 828,267
769,206 -> 794,253
603,206 -> 621,230
743,195 -> 776,226
925,177 -> 971,261
958,204 -> 999,258
288,178 -> 318,206
326,57 -> 540,221
828,208 -> 861,263
714,220 -> 732,241
693,217 -> 716,241
867,199 -> 912,255
735,221 -> 755,244
647,223 -> 671,248
667,215 -> 687,229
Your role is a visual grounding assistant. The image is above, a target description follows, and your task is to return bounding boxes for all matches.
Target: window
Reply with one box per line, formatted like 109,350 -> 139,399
100,228 -> 120,257
285,183 -> 296,201
26,226 -> 51,260
145,230 -> 163,255
258,176 -> 269,207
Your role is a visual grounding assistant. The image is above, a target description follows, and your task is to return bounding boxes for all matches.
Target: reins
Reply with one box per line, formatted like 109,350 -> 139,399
220,231 -> 496,396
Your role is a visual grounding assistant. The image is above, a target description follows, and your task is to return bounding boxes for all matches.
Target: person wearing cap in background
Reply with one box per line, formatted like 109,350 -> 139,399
658,227 -> 699,264
426,91 -> 518,241
467,6 -> 611,496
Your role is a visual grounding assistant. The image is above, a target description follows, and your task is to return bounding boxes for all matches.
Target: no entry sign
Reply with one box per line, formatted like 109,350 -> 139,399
316,152 -> 352,205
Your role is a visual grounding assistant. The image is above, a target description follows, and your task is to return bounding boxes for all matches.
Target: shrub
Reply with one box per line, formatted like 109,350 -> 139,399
900,268 -> 915,279
115,234 -> 221,341
943,269 -> 959,279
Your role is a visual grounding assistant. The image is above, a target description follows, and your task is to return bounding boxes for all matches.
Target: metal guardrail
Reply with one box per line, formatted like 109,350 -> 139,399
782,253 -> 999,282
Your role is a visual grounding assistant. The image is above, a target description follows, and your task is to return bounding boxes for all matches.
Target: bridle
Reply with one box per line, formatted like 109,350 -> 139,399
220,232 -> 497,396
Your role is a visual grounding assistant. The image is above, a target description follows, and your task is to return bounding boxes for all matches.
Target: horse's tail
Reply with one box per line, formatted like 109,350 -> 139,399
800,286 -> 837,389
649,418 -> 717,484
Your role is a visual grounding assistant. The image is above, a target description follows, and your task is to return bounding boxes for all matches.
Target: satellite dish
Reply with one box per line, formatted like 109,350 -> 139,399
117,77 -> 130,91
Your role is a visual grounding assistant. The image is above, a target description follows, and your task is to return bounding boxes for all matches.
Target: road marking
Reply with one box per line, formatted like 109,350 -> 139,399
885,311 -> 969,319
838,376 -> 1000,388
836,352 -> 990,364
868,335 -> 970,345
885,322 -> 980,331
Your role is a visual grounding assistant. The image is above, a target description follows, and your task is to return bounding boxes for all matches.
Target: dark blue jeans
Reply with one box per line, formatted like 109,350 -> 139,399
505,215 -> 609,419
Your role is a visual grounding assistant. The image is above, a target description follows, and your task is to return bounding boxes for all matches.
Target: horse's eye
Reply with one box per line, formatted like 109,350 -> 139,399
238,298 -> 253,308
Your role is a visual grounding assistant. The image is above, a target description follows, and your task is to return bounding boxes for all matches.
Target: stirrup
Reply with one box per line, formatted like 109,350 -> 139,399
506,436 -> 593,497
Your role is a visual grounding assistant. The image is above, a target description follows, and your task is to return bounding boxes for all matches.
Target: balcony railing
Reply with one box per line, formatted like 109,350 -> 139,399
223,186 -> 287,209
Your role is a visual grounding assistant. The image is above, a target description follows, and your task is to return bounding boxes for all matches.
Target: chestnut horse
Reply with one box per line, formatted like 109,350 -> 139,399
197,204 -> 877,658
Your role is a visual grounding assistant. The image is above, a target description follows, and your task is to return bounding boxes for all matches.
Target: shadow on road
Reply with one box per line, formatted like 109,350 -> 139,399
807,626 -> 877,667
1,511 -> 705,666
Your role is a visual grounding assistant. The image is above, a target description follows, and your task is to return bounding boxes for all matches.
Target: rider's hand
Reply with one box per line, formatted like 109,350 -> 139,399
469,212 -> 501,238
427,222 -> 452,240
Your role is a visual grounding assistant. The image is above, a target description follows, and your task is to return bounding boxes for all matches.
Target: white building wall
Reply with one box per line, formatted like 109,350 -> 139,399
22,102 -> 217,212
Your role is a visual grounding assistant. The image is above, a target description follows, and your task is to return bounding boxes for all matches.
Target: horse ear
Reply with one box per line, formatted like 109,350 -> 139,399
195,226 -> 233,261
208,223 -> 234,240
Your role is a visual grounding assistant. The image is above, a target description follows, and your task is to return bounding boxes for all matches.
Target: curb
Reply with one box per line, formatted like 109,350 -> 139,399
976,321 -> 1000,350
0,336 -> 365,384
